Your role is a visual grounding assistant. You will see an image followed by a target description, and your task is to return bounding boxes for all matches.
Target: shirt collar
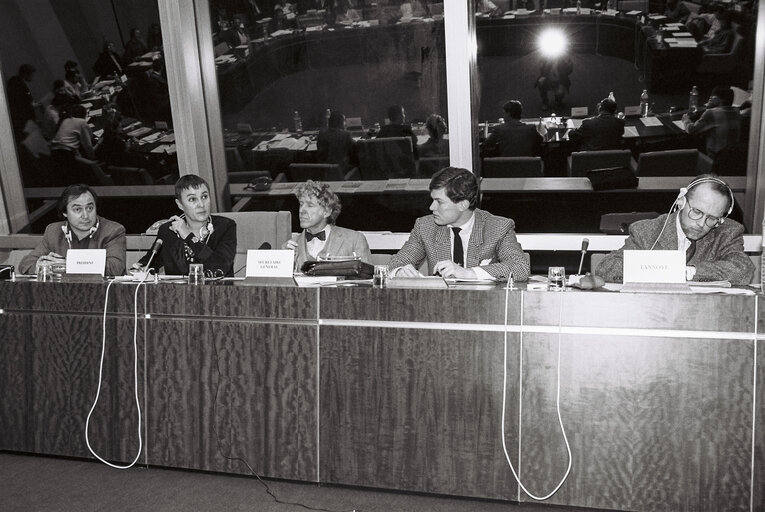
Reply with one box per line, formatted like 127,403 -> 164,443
675,212 -> 691,252
449,211 -> 475,238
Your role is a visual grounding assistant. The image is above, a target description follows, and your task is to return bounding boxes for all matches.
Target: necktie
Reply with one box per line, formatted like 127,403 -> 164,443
306,230 -> 326,242
452,227 -> 464,266
686,239 -> 697,263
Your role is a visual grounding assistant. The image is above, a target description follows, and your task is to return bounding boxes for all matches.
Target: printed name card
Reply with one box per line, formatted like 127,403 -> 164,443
624,105 -> 642,116
623,250 -> 686,283
66,249 -> 107,275
570,106 -> 588,117
246,249 -> 294,277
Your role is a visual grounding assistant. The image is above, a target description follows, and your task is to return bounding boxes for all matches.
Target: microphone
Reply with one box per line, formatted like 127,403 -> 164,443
150,238 -> 164,255
577,238 -> 589,275
258,242 -> 271,250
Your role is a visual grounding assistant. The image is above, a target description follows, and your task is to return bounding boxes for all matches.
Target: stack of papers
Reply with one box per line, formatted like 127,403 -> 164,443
640,117 -> 663,127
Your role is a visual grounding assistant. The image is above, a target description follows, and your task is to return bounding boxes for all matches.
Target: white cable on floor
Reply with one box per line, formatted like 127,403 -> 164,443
500,285 -> 572,500
85,261 -> 154,469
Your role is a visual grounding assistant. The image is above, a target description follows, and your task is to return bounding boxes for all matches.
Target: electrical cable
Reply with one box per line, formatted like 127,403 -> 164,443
85,254 -> 156,469
500,284 -> 572,501
210,339 -> 356,512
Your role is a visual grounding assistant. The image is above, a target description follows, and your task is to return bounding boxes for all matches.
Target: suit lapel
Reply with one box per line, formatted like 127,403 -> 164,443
318,227 -> 341,259
466,210 -> 484,268
654,213 -> 680,250
433,223 -> 451,263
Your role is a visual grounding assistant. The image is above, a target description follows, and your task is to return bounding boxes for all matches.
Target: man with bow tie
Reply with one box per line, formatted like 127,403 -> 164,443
282,180 -> 371,270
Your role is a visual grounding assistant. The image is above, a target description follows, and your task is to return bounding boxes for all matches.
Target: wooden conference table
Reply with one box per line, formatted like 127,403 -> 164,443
0,280 -> 763,511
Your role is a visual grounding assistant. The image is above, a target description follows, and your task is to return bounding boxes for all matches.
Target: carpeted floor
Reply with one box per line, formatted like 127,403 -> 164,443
1,452 -> 601,512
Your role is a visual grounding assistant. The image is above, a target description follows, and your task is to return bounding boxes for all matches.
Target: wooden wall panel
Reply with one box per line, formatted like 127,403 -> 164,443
29,314 -> 143,462
28,282 -> 139,314
519,333 -> 753,511
524,293 -> 756,333
754,328 -> 764,511
146,284 -> 317,320
147,319 -> 317,481
320,326 -> 520,499
320,288 -> 517,325
0,313 -> 31,451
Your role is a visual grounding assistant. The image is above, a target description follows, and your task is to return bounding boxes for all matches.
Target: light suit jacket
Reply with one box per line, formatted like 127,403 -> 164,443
294,225 -> 372,270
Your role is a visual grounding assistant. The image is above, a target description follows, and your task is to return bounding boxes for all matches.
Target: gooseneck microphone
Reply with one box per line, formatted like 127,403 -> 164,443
150,237 -> 163,255
577,238 -> 589,275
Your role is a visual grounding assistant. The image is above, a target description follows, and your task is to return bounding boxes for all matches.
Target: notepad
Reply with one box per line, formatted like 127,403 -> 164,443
623,126 -> 640,138
640,117 -> 663,127
673,120 -> 687,130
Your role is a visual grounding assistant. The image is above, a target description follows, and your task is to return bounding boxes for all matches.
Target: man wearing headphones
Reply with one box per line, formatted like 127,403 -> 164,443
19,184 -> 127,275
595,175 -> 754,285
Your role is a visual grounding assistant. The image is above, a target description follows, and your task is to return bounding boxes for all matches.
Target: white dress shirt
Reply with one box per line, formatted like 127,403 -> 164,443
306,225 -> 331,259
449,213 -> 494,280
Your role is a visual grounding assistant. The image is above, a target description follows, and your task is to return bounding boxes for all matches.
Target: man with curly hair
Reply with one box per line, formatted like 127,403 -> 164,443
282,180 -> 372,270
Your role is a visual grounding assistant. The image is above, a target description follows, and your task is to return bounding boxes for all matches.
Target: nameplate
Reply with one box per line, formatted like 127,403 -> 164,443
66,249 -> 107,276
624,105 -> 642,117
246,249 -> 294,277
570,106 -> 588,117
623,250 -> 686,283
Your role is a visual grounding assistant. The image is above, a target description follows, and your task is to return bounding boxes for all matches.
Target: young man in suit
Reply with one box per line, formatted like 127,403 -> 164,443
388,167 -> 529,281
282,180 -> 371,270
595,175 -> 754,285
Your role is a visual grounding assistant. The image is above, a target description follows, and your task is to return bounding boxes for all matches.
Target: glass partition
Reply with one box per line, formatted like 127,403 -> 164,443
0,0 -> 177,232
207,0 -> 450,230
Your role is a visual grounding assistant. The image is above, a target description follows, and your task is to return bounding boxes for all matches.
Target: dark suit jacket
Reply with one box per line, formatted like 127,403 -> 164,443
388,208 -> 529,281
568,113 -> 625,151
485,119 -> 543,157
317,127 -> 356,171
377,123 -> 418,159
139,215 -> 237,276
595,213 -> 754,285
294,225 -> 372,270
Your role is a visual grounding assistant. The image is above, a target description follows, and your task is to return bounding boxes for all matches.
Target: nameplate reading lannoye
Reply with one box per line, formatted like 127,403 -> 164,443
246,249 -> 294,277
623,250 -> 686,284
66,249 -> 107,276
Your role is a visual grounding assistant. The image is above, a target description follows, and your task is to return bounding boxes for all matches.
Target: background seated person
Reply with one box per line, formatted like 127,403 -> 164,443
388,167 -> 529,281
19,184 -> 126,276
698,10 -> 735,54
92,41 -> 124,77
282,180 -> 371,270
134,175 -> 237,276
50,104 -> 96,184
418,114 -> 449,158
377,104 -> 418,159
682,85 -> 740,159
317,111 -> 357,173
123,28 -> 148,64
567,97 -> 624,151
42,81 -> 76,141
484,100 -> 542,157
664,0 -> 690,24
535,54 -> 573,110
594,175 -> 754,285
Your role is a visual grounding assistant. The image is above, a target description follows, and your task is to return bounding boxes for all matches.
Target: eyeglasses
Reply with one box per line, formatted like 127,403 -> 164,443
204,268 -> 225,280
685,198 -> 722,227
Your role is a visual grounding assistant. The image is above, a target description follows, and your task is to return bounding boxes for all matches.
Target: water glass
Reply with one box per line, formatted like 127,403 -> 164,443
373,265 -> 388,288
37,262 -> 52,282
188,263 -> 205,285
547,266 -> 566,291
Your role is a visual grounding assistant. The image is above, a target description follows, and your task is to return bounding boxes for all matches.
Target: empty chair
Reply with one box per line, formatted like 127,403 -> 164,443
287,163 -> 343,182
356,137 -> 416,180
482,157 -> 543,178
635,149 -> 703,176
697,29 -> 745,76
215,211 -> 293,277
600,212 -> 660,234
568,150 -> 634,177
417,157 -> 450,178
711,143 -> 748,176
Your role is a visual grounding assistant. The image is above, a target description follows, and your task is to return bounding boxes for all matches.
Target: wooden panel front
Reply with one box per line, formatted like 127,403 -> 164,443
519,333 -> 753,511
320,287 -> 516,325
0,313 -> 32,452
147,318 -> 317,481
524,292 -> 756,333
754,322 -> 764,511
320,326 -> 520,499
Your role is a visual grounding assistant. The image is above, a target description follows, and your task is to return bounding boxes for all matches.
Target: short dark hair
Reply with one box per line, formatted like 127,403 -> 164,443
174,175 -> 209,200
503,100 -> 523,119
70,104 -> 87,119
294,180 -> 342,224
328,111 -> 345,129
598,98 -> 617,114
387,105 -> 404,124
425,114 -> 447,139
711,85 -> 734,106
58,184 -> 97,217
429,167 -> 479,210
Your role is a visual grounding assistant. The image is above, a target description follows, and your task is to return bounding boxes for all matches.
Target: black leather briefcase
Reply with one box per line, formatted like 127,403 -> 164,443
300,259 -> 374,279
586,167 -> 639,191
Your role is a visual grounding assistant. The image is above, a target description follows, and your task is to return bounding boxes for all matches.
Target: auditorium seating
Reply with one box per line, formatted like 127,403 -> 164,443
697,28 -> 746,76
568,150 -> 634,177
482,157 -> 544,178
356,137 -> 417,180
216,211 -> 292,276
635,149 -> 711,176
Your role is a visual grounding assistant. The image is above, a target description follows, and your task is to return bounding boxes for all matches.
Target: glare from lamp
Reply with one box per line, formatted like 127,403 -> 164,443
538,28 -> 567,58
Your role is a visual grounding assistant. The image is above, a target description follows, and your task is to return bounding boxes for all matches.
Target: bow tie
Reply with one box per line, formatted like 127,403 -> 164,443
305,230 -> 326,242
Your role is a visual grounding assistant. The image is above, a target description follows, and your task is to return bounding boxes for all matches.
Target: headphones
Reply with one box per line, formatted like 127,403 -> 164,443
176,214 -> 214,244
674,176 -> 735,223
61,218 -> 100,247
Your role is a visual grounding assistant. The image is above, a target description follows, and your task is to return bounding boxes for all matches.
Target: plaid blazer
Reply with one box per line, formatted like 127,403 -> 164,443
388,208 -> 529,281
595,213 -> 754,285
